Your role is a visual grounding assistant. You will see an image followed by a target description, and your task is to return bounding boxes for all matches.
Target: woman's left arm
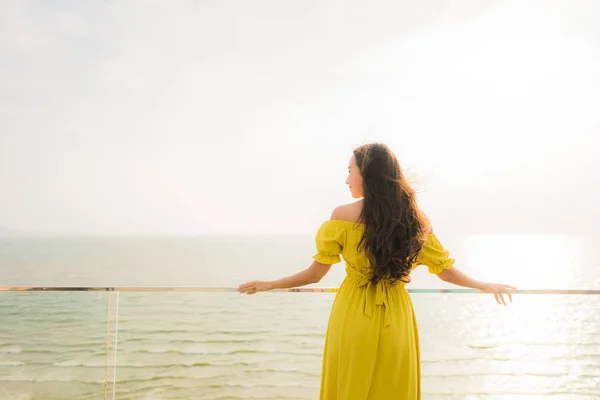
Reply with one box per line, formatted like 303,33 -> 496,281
437,268 -> 516,306
237,261 -> 332,295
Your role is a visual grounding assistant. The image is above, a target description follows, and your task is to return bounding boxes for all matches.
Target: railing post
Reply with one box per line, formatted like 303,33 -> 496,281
104,290 -> 120,400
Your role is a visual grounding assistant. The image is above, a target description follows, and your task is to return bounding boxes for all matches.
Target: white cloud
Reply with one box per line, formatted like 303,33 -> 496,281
1,0 -> 599,235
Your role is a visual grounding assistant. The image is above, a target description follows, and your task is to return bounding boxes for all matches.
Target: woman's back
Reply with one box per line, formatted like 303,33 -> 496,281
314,200 -> 455,279
313,209 -> 454,399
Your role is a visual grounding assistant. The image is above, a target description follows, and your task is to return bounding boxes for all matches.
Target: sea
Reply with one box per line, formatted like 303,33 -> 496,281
0,234 -> 599,399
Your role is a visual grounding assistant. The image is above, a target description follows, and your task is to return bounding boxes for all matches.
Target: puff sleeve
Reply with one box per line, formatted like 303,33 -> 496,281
312,221 -> 346,265
419,232 -> 455,274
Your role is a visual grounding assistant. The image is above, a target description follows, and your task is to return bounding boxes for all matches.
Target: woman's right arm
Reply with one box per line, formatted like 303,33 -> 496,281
437,267 -> 516,306
420,231 -> 516,306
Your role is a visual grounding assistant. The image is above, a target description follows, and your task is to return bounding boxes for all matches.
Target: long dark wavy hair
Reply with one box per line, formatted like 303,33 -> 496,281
354,143 -> 431,285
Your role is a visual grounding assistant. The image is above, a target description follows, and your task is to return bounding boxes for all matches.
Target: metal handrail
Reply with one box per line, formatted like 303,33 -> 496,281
1,286 -> 599,294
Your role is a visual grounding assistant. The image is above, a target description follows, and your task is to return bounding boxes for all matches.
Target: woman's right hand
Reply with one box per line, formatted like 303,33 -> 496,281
478,282 -> 517,306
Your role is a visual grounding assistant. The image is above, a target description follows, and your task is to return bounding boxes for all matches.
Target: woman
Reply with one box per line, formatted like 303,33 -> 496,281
237,143 -> 515,399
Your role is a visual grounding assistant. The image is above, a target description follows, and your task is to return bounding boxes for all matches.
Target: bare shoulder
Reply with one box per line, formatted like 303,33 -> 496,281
330,200 -> 363,223
419,210 -> 434,233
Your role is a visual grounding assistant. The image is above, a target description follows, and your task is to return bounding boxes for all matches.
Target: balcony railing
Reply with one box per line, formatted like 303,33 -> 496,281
1,287 -> 599,400
3,286 -> 600,293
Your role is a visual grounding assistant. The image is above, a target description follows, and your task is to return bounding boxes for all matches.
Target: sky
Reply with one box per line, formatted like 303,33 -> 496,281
1,0 -> 599,236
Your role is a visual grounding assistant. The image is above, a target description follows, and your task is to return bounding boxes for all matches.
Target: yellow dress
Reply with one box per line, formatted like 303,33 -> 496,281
313,220 -> 455,400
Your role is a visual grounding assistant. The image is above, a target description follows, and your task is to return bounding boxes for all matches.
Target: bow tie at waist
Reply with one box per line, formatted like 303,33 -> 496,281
345,266 -> 405,327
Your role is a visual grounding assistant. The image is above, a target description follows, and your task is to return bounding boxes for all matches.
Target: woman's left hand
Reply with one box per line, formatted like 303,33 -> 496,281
237,280 -> 273,295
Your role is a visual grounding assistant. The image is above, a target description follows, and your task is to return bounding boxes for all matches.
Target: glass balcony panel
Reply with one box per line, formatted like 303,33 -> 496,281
0,291 -> 112,400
